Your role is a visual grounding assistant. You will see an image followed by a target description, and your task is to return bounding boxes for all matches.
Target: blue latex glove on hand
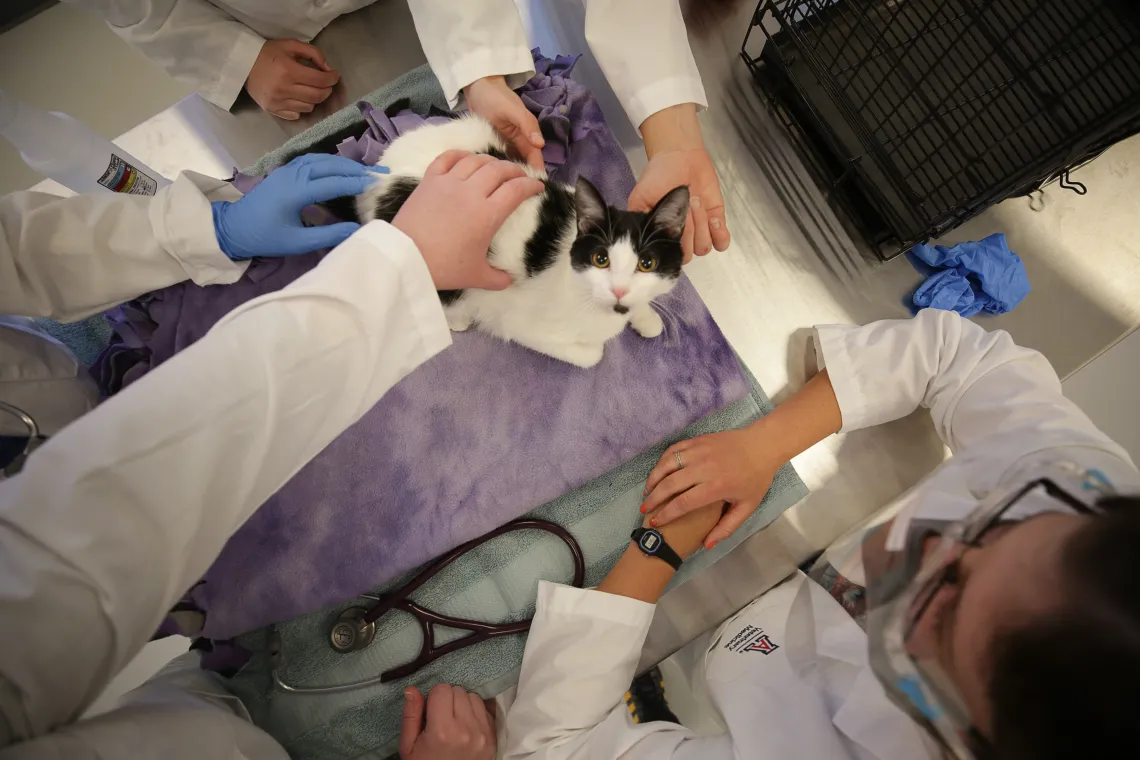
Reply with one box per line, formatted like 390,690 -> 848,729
212,154 -> 387,260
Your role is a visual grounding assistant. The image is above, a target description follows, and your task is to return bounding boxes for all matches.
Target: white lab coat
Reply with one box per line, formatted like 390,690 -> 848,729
503,309 -> 1140,760
65,0 -> 706,128
0,185 -> 451,758
0,174 -> 248,437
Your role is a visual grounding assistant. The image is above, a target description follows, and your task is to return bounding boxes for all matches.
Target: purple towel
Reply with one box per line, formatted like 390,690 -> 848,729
106,54 -> 749,639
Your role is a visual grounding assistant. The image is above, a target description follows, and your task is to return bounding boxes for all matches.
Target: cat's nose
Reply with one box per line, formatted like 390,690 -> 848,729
611,286 -> 630,301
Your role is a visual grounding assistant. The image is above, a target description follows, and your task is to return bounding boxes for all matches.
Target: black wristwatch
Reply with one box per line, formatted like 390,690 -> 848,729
630,527 -> 683,570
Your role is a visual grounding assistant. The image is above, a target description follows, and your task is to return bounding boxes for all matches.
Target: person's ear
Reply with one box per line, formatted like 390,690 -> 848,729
648,186 -> 690,238
574,177 -> 608,236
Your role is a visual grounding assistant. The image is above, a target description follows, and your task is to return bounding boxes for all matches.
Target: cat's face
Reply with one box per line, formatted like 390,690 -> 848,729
569,178 -> 689,315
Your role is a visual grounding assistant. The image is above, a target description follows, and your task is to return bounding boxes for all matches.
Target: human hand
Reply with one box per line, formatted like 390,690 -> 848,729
211,154 -> 380,260
399,685 -> 496,760
630,104 -> 730,262
464,76 -> 546,171
642,425 -> 782,549
246,39 -> 339,120
653,499 -> 725,559
392,151 -> 545,291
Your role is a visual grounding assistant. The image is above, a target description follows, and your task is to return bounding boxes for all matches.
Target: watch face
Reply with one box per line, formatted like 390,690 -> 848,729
638,530 -> 661,554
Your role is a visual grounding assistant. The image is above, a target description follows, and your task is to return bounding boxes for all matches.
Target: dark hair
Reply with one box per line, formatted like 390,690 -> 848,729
987,496 -> 1140,760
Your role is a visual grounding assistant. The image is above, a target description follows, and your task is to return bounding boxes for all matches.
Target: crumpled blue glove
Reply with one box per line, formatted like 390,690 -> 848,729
211,153 -> 388,260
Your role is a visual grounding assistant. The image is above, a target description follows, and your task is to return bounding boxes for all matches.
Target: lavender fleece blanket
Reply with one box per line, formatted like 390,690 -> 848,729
102,53 -> 749,640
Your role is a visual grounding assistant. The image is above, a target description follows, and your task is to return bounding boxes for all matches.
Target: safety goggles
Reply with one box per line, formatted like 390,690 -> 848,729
0,400 -> 47,477
868,464 -> 1116,758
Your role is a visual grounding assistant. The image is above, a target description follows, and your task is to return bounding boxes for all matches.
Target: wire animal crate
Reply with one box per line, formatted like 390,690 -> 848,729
742,0 -> 1140,258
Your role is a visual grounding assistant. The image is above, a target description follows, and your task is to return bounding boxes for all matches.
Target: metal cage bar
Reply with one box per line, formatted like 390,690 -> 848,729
742,0 -> 1140,257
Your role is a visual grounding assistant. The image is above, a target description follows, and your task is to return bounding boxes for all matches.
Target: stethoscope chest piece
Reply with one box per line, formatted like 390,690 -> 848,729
329,606 -> 377,653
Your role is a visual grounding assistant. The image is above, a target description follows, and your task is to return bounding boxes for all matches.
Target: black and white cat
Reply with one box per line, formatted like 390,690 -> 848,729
353,116 -> 688,368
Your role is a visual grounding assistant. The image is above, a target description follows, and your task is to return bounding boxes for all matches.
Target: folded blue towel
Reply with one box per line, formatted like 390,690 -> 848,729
907,233 -> 1030,317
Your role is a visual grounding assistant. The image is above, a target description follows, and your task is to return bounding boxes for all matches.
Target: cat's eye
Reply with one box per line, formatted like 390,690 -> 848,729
591,250 -> 610,268
637,255 -> 658,273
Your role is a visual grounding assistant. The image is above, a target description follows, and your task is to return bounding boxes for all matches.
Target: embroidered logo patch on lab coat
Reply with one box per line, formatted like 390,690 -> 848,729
723,624 -> 780,655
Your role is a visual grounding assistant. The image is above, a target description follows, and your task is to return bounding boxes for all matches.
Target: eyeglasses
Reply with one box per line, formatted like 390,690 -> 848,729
874,467 -> 1114,759
0,400 -> 47,476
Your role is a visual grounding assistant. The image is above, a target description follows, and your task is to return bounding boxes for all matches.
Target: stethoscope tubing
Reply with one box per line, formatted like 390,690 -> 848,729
272,518 -> 586,694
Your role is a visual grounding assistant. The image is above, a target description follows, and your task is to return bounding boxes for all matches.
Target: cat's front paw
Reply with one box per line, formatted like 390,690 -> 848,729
550,342 -> 605,368
630,308 -> 664,339
446,313 -> 473,332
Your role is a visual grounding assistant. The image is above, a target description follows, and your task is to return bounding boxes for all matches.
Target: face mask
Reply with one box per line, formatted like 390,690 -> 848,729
815,462 -> 1116,759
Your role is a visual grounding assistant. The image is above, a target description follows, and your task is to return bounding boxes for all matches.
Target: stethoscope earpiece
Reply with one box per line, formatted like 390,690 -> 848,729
329,606 -> 377,653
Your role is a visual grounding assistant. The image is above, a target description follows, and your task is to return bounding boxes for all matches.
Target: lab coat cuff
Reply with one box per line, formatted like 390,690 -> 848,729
536,581 -> 657,628
814,324 -> 869,434
352,221 -> 451,361
153,173 -> 249,287
204,30 -> 266,111
624,78 -> 709,135
441,48 -> 537,110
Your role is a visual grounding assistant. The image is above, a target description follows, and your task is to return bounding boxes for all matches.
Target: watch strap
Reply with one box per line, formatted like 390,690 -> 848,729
630,527 -> 683,570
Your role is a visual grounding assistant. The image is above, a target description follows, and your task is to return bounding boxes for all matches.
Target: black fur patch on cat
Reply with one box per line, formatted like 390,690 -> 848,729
368,176 -> 421,223
365,176 -> 465,304
320,194 -> 362,224
524,182 -> 575,276
569,179 -> 687,278
438,290 -> 464,305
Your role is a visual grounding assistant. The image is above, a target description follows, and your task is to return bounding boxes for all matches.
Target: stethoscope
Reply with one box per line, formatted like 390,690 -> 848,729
271,518 -> 586,694
0,399 -> 47,477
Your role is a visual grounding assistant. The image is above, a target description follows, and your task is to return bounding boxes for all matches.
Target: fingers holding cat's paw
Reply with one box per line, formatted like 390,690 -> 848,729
630,308 -> 665,339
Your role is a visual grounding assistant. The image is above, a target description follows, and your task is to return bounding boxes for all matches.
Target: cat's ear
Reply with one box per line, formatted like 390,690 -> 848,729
647,186 -> 690,239
574,177 -> 608,236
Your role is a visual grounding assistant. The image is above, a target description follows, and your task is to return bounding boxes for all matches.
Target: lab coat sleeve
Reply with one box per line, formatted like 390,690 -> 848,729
504,582 -> 733,760
64,0 -> 264,110
0,171 -> 248,322
814,308 -> 1134,464
584,0 -> 708,130
406,0 -> 536,110
0,221 -> 451,747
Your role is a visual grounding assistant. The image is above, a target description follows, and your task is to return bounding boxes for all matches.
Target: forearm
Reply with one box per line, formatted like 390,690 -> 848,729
597,545 -> 676,603
407,0 -> 534,108
0,222 -> 449,745
65,0 -> 264,110
598,500 -> 724,603
0,173 -> 246,321
743,369 -> 842,464
639,103 -> 703,156
584,0 -> 707,131
815,310 -> 1096,451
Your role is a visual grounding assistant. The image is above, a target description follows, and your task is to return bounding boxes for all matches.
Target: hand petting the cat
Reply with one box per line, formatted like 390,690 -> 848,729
211,153 -> 379,260
392,150 -> 545,291
463,76 -> 546,172
630,104 -> 730,262
246,39 -> 340,120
